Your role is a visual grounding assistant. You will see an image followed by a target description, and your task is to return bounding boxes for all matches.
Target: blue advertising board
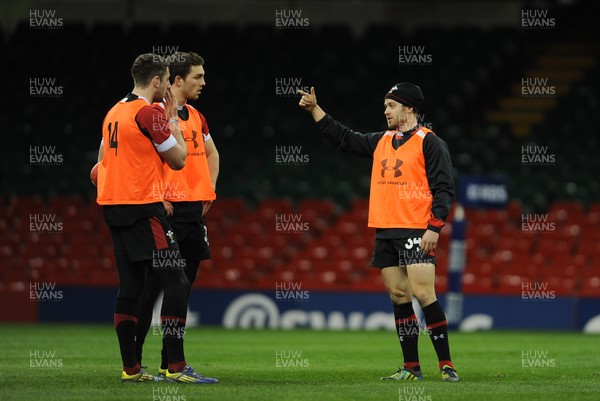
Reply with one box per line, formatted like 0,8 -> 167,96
37,287 -> 600,332
457,174 -> 508,209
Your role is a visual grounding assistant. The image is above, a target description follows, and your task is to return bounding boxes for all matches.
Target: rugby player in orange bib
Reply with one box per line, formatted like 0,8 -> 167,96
298,83 -> 458,382
97,53 -> 217,384
135,52 -> 220,380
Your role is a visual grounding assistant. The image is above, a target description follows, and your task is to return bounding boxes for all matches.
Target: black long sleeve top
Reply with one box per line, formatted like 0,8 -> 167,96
315,114 -> 455,239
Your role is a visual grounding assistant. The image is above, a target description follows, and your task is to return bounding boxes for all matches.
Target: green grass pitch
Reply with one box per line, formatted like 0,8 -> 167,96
1,324 -> 599,401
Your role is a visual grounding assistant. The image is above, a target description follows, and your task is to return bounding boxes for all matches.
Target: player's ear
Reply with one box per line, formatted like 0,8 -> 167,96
151,75 -> 161,88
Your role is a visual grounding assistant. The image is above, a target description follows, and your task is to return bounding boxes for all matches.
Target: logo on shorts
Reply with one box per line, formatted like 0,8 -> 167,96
381,158 -> 403,178
166,230 -> 176,244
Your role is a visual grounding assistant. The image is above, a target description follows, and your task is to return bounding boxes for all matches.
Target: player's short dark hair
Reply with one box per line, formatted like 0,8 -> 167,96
130,53 -> 169,88
169,52 -> 204,83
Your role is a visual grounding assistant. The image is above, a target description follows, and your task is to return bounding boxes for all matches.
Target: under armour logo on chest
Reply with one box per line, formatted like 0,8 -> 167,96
184,130 -> 199,148
381,158 -> 403,178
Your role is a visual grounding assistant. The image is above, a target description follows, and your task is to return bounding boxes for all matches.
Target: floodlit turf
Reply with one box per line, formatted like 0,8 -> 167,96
0,325 -> 599,401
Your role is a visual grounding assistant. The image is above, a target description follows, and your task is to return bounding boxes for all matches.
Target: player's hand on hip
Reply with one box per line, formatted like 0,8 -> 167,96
202,200 -> 213,217
298,87 -> 317,111
420,229 -> 439,255
163,200 -> 174,217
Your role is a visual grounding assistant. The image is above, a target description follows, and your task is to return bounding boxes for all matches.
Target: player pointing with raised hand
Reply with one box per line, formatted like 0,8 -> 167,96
298,84 -> 459,382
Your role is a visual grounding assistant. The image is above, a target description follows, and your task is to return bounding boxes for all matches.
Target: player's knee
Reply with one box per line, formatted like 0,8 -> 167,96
162,272 -> 190,300
387,286 -> 412,302
176,274 -> 191,293
413,289 -> 436,306
185,261 -> 200,284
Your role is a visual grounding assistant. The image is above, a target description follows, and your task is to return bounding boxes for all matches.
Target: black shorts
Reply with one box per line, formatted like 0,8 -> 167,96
371,235 -> 436,268
169,220 -> 211,262
109,215 -> 180,263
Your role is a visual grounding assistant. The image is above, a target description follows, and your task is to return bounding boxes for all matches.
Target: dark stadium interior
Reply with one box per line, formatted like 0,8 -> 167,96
1,0 -> 600,296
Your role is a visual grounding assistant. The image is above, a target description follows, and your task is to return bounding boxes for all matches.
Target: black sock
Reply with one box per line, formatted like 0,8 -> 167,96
160,338 -> 168,370
135,283 -> 162,365
156,260 -> 198,370
134,309 -> 151,366
114,298 -> 140,373
393,302 -> 420,372
161,295 -> 188,372
422,300 -> 454,370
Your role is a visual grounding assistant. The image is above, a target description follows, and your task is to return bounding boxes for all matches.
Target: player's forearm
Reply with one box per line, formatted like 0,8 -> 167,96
97,140 -> 104,162
170,121 -> 188,160
428,191 -> 453,232
316,114 -> 378,158
207,150 -> 219,190
424,136 -> 455,230
310,105 -> 326,123
429,178 -> 454,225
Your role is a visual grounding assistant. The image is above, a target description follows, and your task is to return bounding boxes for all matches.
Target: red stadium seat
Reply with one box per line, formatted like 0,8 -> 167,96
272,269 -> 297,283
575,241 -> 600,256
542,264 -> 577,283
495,235 -> 534,254
549,201 -> 585,223
209,199 -> 247,223
349,246 -> 370,261
579,277 -> 600,297
496,274 -> 532,295
335,221 -> 360,235
258,198 -> 295,214
85,268 -> 119,286
292,258 -> 313,273
332,260 -> 354,273
507,201 -> 523,222
487,209 -> 509,224
61,243 -> 101,260
465,261 -> 493,276
306,245 -> 329,260
49,196 -> 88,219
462,272 -> 493,294
435,275 -> 448,294
346,234 -> 372,249
10,195 -> 596,292
320,234 -> 343,249
21,243 -> 59,259
467,223 -> 497,251
535,239 -> 572,255
10,196 -> 47,216
298,199 -> 336,218
328,247 -> 350,260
